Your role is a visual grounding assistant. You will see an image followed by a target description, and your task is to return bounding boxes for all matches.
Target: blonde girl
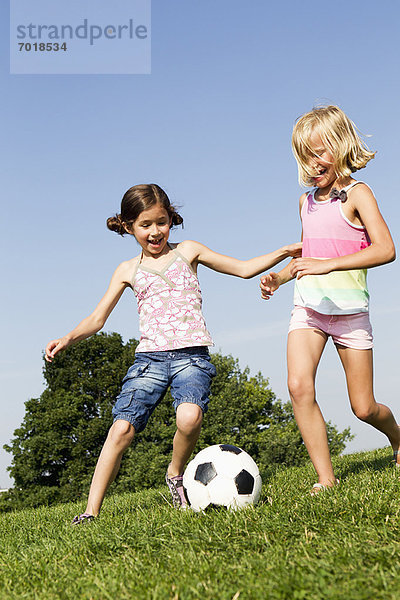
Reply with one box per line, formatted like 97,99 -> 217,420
260,106 -> 399,494
46,183 -> 301,521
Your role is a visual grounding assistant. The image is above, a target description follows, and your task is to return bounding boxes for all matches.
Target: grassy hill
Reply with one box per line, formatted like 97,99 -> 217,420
1,447 -> 400,600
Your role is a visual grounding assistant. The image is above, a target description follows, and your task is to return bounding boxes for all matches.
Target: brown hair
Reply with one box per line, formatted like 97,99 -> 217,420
107,184 -> 183,235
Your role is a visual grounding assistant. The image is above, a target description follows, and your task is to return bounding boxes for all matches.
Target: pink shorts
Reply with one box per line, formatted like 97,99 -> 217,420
288,306 -> 373,350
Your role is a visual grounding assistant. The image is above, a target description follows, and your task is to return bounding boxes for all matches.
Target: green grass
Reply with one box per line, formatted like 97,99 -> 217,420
1,447 -> 400,600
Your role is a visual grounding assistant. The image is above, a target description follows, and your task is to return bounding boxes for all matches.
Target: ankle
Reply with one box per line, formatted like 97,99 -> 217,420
167,463 -> 183,478
391,424 -> 400,449
85,506 -> 99,518
167,469 -> 182,479
317,477 -> 338,488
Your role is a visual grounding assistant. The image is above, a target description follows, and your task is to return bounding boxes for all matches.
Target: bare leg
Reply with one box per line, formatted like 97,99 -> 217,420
336,346 -> 400,463
287,329 -> 338,487
167,403 -> 203,477
85,419 -> 135,516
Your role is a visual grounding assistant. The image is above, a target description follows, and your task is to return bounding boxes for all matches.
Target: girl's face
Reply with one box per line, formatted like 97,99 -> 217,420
307,129 -> 337,189
130,203 -> 171,257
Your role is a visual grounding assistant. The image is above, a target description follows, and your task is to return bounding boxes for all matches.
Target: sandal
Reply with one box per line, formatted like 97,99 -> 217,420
310,479 -> 340,496
393,450 -> 400,468
71,512 -> 95,525
165,471 -> 188,509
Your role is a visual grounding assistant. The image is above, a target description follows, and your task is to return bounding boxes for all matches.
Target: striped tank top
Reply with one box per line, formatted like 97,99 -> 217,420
293,181 -> 371,315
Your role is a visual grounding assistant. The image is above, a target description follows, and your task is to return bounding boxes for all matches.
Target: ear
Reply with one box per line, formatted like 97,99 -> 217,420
122,222 -> 134,235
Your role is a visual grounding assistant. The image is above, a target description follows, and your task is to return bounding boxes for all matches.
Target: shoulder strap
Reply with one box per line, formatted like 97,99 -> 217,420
343,180 -> 363,192
130,253 -> 142,287
300,190 -> 312,211
171,245 -> 186,260
171,244 -> 196,273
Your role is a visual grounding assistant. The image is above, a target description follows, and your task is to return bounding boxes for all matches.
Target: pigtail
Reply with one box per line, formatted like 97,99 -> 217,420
170,206 -> 184,228
106,214 -> 127,236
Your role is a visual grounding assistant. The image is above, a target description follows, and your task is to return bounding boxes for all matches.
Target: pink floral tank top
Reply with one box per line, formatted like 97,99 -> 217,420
131,247 -> 214,352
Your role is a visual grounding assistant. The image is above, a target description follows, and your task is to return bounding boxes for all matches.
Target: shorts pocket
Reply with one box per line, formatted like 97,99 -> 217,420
114,361 -> 151,412
190,357 -> 217,378
122,360 -> 150,383
113,391 -> 135,411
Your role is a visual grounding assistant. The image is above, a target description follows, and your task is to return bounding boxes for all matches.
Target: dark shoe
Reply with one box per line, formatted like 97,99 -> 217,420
71,512 -> 95,525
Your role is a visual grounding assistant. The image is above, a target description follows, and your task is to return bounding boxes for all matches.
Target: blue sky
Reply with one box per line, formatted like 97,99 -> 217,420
1,0 -> 400,487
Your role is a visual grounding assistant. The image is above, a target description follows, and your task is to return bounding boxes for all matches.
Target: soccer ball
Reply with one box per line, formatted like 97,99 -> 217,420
183,444 -> 262,511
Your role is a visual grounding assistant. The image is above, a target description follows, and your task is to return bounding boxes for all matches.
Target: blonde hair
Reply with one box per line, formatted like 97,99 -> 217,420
292,105 -> 376,186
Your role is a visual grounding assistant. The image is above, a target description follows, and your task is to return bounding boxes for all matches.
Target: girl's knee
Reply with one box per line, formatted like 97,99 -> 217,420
288,375 -> 315,404
109,420 -> 135,446
351,402 -> 378,422
176,403 -> 203,434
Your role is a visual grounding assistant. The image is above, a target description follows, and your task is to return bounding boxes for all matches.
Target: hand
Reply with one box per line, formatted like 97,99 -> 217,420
45,337 -> 70,362
285,242 -> 302,258
290,258 -> 333,279
260,272 -> 281,300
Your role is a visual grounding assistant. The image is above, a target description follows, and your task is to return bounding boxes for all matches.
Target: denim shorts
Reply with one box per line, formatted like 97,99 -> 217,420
112,347 -> 216,433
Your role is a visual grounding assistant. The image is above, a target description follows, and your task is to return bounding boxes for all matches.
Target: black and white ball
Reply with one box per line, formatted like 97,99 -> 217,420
183,444 -> 262,511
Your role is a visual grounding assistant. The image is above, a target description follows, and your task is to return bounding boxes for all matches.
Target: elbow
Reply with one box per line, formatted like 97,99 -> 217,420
234,261 -> 260,279
234,263 -> 251,279
95,318 -> 106,332
240,266 -> 254,279
91,314 -> 106,332
385,242 -> 396,264
239,260 -> 260,279
373,242 -> 396,266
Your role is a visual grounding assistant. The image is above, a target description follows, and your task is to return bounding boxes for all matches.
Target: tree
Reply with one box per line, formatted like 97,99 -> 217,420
1,333 -> 352,511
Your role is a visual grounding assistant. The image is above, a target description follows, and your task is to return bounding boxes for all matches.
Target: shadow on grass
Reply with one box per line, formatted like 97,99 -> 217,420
336,451 -> 392,479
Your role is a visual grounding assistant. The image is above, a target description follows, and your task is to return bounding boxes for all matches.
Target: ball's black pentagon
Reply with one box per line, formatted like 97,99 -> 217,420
219,444 -> 242,455
235,469 -> 255,495
195,462 -> 217,486
182,486 -> 190,504
208,504 -> 225,511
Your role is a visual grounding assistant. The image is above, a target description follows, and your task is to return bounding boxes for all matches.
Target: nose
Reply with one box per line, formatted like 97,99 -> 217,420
310,157 -> 320,172
149,223 -> 161,236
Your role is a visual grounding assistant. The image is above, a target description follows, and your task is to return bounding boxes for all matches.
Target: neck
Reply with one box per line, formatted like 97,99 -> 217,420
141,243 -> 173,262
315,176 -> 354,200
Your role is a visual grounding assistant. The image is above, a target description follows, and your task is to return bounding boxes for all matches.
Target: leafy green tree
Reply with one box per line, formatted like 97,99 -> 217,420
1,333 -> 352,511
2,333 -> 135,510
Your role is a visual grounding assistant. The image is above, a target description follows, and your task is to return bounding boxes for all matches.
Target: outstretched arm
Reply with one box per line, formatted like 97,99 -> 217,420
290,185 -> 395,279
179,240 -> 302,279
45,261 -> 133,362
